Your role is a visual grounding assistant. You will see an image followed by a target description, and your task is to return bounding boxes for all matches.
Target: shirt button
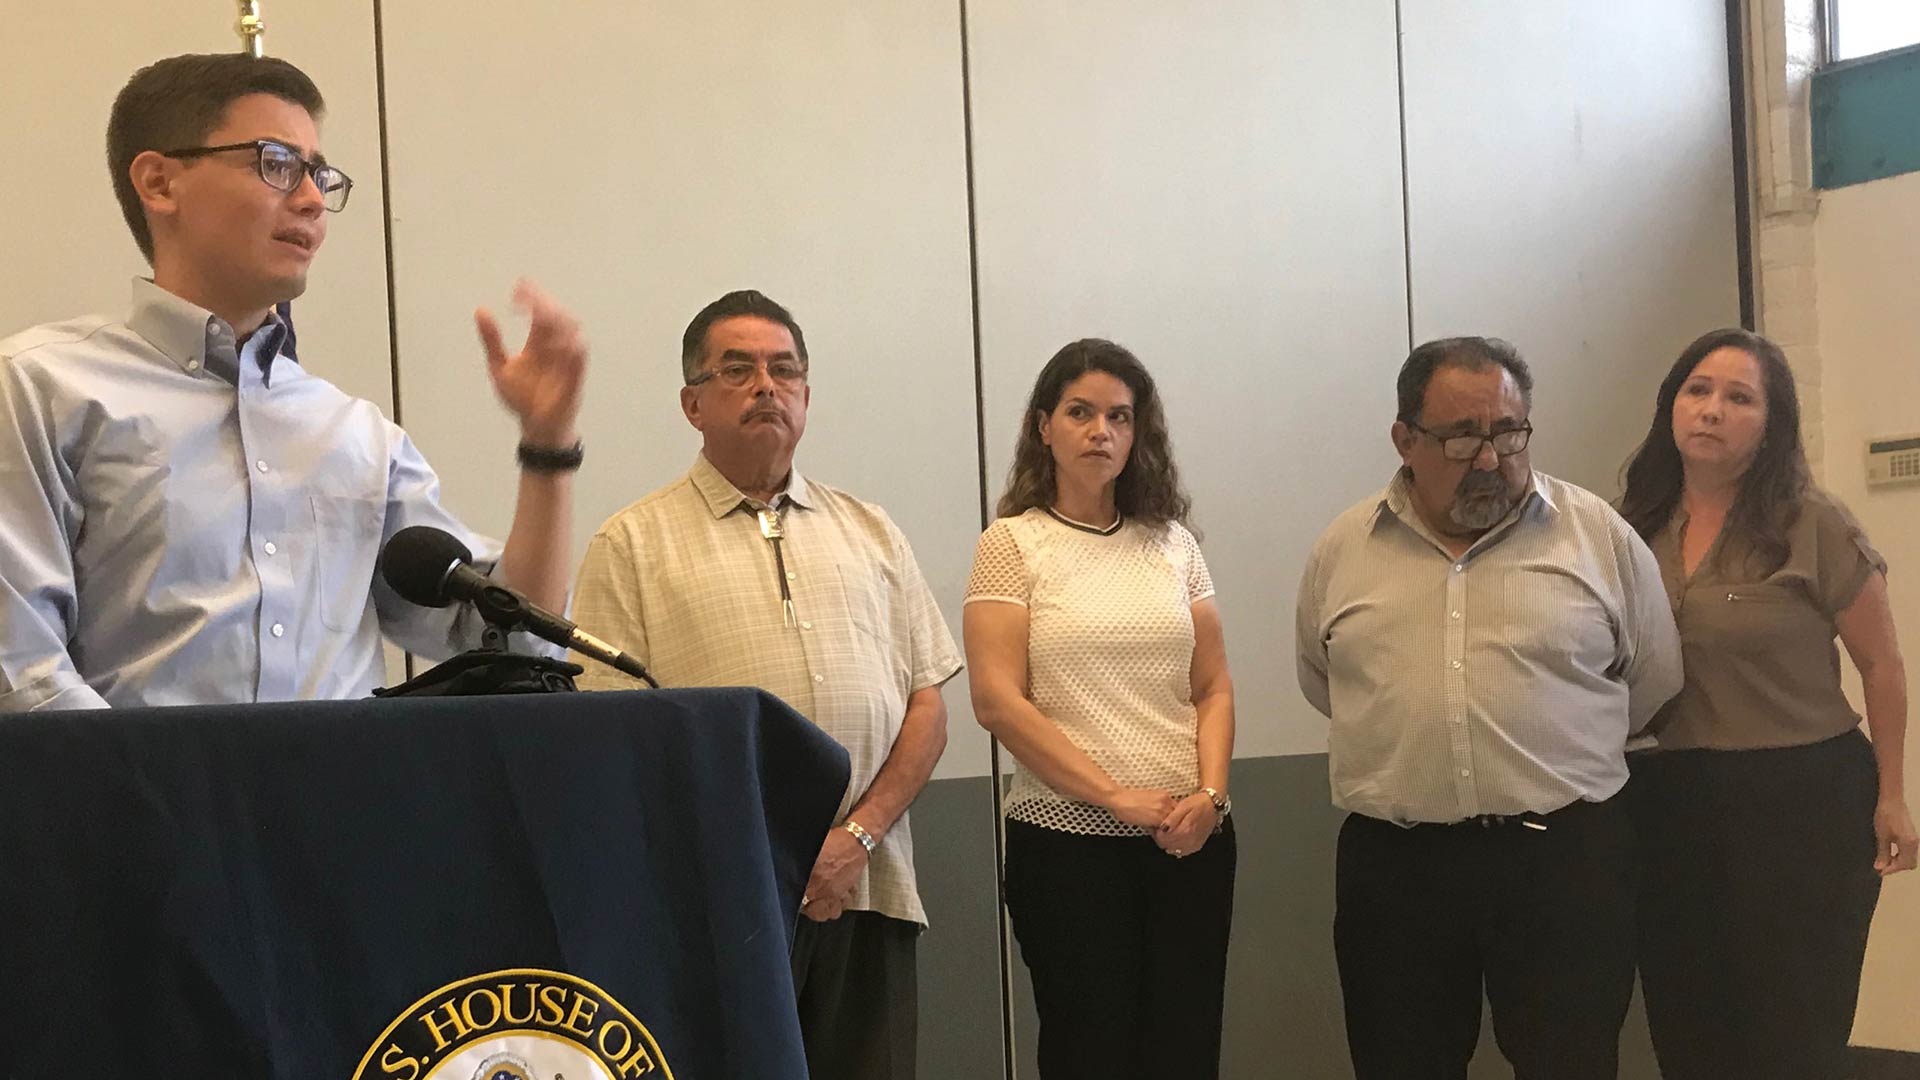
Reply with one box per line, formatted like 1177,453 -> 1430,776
800,621 -> 813,630
263,541 -> 278,556
1450,610 -> 1462,619
1450,659 -> 1463,670
813,674 -> 824,683
256,460 -> 270,474
271,623 -> 285,638
1459,769 -> 1471,777
1453,564 -> 1464,573
787,572 -> 798,581
186,359 -> 201,371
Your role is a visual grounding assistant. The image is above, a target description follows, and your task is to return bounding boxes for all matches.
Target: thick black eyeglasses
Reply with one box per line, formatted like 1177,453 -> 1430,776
1407,421 -> 1533,461
160,139 -> 353,212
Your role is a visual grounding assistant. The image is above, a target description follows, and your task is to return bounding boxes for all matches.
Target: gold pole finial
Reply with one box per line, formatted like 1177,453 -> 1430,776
236,0 -> 265,57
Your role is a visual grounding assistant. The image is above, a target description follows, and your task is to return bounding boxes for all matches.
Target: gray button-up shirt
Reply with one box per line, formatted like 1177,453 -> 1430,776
1296,469 -> 1682,823
0,279 -> 503,710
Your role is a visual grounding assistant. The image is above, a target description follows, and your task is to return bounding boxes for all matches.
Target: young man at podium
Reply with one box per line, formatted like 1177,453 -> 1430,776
0,53 -> 589,711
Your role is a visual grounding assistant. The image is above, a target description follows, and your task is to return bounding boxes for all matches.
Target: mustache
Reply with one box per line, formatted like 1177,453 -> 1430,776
1455,469 -> 1506,498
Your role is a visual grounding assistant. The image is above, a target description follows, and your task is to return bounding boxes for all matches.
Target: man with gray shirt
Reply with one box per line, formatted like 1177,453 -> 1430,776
1296,337 -> 1681,1080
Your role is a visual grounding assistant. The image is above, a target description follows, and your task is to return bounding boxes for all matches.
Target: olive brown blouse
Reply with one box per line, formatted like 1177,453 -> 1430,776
1646,488 -> 1886,751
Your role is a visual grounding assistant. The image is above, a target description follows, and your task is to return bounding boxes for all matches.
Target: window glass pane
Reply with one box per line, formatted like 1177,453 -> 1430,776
1831,0 -> 1920,62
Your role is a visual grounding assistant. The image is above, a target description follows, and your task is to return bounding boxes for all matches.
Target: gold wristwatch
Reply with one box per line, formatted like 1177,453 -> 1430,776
1200,786 -> 1231,826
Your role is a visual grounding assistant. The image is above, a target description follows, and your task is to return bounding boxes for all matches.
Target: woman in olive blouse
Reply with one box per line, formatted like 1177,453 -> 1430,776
1620,328 -> 1914,1080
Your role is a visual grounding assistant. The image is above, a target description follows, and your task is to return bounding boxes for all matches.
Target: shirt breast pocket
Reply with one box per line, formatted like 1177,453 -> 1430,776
310,492 -> 384,632
1500,565 -> 1612,669
828,559 -> 914,694
831,561 -> 893,647
79,413 -> 168,532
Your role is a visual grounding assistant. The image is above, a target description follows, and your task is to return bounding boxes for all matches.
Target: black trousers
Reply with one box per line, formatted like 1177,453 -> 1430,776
790,909 -> 920,1080
1334,798 -> 1637,1080
1628,730 -> 1882,1080
1003,817 -> 1237,1080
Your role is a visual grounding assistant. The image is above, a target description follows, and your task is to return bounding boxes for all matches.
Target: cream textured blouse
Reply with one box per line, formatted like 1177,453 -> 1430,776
965,508 -> 1215,836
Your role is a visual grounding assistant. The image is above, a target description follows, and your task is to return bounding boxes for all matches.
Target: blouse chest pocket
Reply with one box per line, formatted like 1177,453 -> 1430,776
1686,580 -> 1823,656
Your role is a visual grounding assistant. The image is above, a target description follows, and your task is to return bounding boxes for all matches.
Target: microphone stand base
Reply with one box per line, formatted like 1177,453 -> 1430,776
373,648 -> 584,698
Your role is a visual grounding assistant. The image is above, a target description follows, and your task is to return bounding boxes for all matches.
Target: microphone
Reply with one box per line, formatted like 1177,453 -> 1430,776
380,525 -> 658,687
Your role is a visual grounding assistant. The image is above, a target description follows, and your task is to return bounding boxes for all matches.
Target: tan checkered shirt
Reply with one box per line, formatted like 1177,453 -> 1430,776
570,453 -> 962,925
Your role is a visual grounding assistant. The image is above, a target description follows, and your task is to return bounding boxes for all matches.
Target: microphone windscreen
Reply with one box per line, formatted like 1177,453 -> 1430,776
380,525 -> 474,608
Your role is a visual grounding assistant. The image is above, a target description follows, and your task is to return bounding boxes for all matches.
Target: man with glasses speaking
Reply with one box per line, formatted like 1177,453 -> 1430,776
569,290 -> 962,1080
0,54 -> 588,710
1295,337 -> 1682,1079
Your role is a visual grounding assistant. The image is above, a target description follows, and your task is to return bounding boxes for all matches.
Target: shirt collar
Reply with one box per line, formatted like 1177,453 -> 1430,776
688,451 -> 816,519
1371,466 -> 1556,537
125,278 -> 290,384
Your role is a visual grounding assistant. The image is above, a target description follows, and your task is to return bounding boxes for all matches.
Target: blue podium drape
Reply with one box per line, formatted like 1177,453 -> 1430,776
0,688 -> 849,1078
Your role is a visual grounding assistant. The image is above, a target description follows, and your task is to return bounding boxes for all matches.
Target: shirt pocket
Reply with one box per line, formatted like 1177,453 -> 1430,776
79,413 -> 168,534
309,492 -> 384,632
828,560 -> 913,695
1499,565 -> 1613,669
831,561 -> 893,648
1692,581 -> 1819,656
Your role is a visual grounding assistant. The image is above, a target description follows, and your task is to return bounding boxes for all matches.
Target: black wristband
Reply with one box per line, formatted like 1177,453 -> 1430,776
516,439 -> 584,473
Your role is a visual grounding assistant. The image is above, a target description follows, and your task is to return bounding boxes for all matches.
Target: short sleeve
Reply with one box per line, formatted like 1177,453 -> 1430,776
887,519 -> 963,692
1807,491 -> 1885,617
964,518 -> 1029,606
1177,524 -> 1215,603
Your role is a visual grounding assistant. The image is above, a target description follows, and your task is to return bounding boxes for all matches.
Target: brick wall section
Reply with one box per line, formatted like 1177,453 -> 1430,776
1746,0 -> 1828,473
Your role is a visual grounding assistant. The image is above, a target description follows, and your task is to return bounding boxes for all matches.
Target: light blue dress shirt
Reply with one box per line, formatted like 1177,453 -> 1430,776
0,279 -> 508,710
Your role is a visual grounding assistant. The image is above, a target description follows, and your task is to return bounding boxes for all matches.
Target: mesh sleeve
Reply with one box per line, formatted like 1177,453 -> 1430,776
964,519 -> 1029,606
1179,524 -> 1215,602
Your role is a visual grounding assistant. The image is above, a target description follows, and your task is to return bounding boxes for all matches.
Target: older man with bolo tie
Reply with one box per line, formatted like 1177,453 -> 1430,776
1296,336 -> 1682,1079
568,289 -> 962,1080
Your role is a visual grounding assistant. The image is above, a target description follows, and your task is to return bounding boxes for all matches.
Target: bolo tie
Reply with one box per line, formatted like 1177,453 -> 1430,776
757,506 -> 797,628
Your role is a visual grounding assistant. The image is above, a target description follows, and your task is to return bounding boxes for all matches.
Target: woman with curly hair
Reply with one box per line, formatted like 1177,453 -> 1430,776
963,338 -> 1236,1079
1621,327 -> 1915,1080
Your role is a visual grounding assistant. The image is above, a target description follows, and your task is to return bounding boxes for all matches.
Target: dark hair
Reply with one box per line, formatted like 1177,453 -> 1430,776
1619,327 -> 1808,572
1395,336 -> 1534,424
680,290 -> 809,382
995,338 -> 1192,529
107,54 -> 326,263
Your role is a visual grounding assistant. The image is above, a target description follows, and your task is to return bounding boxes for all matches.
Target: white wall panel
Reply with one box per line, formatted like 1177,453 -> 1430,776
1813,169 -> 1920,1052
967,0 -> 1411,759
1401,0 -> 1743,497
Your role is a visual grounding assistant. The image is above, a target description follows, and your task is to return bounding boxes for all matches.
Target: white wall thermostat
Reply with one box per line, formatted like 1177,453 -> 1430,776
1866,434 -> 1920,488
